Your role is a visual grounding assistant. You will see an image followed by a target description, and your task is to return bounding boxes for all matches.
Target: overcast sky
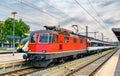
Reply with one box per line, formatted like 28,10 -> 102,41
0,0 -> 120,42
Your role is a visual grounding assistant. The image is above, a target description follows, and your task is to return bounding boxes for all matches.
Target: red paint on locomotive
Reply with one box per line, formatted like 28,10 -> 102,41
28,32 -> 87,54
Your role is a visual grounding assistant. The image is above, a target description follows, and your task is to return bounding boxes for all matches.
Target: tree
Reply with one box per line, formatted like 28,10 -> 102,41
16,19 -> 30,39
0,21 -> 6,47
5,18 -> 30,44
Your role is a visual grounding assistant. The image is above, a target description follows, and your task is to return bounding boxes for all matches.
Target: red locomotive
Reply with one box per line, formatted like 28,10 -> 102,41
23,26 -> 115,67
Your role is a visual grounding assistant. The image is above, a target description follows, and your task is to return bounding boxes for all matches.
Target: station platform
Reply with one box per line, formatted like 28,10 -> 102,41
0,49 -> 27,54
114,53 -> 120,76
0,53 -> 25,62
0,49 -> 17,54
94,49 -> 120,76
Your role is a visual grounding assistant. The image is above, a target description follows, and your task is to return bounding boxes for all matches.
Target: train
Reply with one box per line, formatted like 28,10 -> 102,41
17,38 -> 29,52
23,26 -> 116,67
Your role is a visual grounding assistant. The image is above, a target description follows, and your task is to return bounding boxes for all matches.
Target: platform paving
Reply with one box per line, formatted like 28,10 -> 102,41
94,49 -> 120,76
0,49 -> 17,54
0,53 -> 24,62
114,54 -> 120,76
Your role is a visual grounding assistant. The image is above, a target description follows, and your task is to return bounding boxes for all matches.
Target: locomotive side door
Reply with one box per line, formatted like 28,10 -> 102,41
58,34 -> 63,51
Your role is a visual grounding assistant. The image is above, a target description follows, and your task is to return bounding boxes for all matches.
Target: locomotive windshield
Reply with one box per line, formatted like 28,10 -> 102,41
39,33 -> 49,43
39,33 -> 53,43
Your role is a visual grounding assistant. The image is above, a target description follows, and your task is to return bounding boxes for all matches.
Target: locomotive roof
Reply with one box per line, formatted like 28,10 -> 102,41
31,30 -> 57,34
30,26 -> 113,45
31,30 -> 111,42
30,29 -> 86,38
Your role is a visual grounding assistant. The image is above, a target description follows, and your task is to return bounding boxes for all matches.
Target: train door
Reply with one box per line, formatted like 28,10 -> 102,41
58,34 -> 63,51
80,38 -> 83,49
52,34 -> 60,52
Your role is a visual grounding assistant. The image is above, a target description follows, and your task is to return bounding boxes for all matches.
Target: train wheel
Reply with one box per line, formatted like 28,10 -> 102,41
49,63 -> 55,67
73,55 -> 77,59
59,58 -> 65,63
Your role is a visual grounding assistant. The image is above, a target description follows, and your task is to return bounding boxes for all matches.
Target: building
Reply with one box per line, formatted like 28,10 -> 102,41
112,28 -> 120,46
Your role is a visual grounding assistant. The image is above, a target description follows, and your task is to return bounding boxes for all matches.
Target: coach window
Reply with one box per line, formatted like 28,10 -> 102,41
74,38 -> 77,43
30,33 -> 36,43
99,43 -> 102,46
92,42 -> 98,47
64,37 -> 69,43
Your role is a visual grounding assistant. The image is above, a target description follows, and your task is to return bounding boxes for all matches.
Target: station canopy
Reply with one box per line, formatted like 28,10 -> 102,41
112,28 -> 120,41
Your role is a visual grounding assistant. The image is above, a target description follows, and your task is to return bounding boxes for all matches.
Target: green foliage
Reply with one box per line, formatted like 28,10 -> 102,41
0,18 -> 30,43
0,21 -> 6,43
16,19 -> 30,39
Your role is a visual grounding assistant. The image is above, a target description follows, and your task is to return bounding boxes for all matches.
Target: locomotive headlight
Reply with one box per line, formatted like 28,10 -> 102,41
42,50 -> 46,53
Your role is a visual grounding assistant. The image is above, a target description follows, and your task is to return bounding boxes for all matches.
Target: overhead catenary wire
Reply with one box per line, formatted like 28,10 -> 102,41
17,0 -> 59,20
87,0 -> 114,41
74,0 -> 110,33
87,0 -> 110,32
24,0 -> 87,31
73,0 -> 114,40
0,2 -> 56,27
69,3 -> 101,32
0,0 -> 113,40
0,1 -> 102,32
19,0 -> 100,33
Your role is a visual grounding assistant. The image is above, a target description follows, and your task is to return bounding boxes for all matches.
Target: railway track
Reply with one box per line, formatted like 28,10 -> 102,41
41,48 -> 118,76
0,59 -> 28,75
0,62 -> 57,76
1,67 -> 43,76
65,48 -> 118,76
0,48 -> 118,76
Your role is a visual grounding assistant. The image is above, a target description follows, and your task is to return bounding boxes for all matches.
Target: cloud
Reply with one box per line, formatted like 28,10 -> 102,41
0,0 -> 120,41
104,18 -> 120,25
100,0 -> 116,7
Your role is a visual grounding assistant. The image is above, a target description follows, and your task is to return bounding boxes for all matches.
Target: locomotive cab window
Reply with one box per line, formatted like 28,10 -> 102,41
30,33 -> 36,43
39,33 -> 49,43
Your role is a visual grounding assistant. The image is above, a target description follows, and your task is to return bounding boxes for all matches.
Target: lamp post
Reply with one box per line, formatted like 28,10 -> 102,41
11,12 -> 17,56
